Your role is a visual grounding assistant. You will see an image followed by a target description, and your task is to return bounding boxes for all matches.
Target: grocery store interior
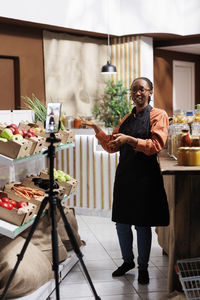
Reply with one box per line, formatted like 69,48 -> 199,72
0,1 -> 200,300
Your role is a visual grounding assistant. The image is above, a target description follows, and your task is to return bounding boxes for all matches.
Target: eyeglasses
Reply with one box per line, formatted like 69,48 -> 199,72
130,87 -> 151,94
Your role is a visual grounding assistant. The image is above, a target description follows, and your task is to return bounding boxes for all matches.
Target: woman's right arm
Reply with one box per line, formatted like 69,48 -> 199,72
80,115 -> 129,153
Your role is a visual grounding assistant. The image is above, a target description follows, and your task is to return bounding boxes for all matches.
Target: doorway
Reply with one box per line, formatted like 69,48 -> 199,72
0,57 -> 20,110
173,60 -> 195,112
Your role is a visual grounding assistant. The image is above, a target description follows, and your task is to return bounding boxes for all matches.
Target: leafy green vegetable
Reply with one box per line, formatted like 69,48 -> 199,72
22,94 -> 47,122
22,94 -> 66,130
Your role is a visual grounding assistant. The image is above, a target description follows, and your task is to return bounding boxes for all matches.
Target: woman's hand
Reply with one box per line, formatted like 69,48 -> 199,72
79,117 -> 96,129
108,133 -> 128,148
79,117 -> 101,135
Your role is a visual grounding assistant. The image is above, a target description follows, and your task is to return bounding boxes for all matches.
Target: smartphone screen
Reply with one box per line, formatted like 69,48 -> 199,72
45,102 -> 61,133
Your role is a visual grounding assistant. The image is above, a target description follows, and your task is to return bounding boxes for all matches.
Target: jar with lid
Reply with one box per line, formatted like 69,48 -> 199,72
74,118 -> 81,128
173,110 -> 187,123
180,129 -> 191,147
188,147 -> 200,166
191,122 -> 200,136
172,123 -> 190,158
177,147 -> 190,165
193,109 -> 200,122
65,116 -> 74,129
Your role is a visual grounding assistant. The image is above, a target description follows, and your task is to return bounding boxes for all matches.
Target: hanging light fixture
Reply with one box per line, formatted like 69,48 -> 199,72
101,0 -> 117,74
101,33 -> 117,74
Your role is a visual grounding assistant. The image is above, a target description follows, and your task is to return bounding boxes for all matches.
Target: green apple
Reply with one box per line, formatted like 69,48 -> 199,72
57,176 -> 66,182
10,134 -> 24,141
53,170 -> 59,180
0,137 -> 8,142
65,174 -> 72,181
0,128 -> 13,140
57,170 -> 65,176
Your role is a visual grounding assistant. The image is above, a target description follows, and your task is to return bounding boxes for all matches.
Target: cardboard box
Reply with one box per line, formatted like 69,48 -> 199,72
22,175 -> 66,200
40,170 -> 78,196
18,121 -> 32,130
4,182 -> 46,214
25,136 -> 45,155
0,191 -> 37,226
37,132 -> 62,147
0,139 -> 33,159
59,130 -> 75,144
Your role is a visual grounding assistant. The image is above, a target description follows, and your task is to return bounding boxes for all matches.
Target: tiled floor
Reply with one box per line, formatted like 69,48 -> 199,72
50,215 -> 169,300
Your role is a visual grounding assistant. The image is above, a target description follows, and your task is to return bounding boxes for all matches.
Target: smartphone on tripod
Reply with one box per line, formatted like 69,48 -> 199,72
45,102 -> 61,133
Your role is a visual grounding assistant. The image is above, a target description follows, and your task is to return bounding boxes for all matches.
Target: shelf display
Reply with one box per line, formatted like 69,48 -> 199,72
167,109 -> 200,165
0,194 -> 37,226
0,137 -> 81,299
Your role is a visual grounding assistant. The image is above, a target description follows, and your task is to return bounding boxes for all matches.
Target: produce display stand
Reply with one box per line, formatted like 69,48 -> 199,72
0,193 -> 75,239
0,141 -> 80,300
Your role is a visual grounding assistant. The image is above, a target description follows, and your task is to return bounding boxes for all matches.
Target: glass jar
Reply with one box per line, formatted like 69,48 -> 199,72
177,147 -> 190,166
193,109 -> 200,122
172,123 -> 190,158
74,118 -> 81,128
65,116 -> 74,129
188,147 -> 200,166
191,136 -> 200,147
173,110 -> 187,124
180,129 -> 191,147
191,122 -> 200,136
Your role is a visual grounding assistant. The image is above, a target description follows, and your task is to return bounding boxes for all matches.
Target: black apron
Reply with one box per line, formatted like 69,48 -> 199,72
112,105 -> 169,226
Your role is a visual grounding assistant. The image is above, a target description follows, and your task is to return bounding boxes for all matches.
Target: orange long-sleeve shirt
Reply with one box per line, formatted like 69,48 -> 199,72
95,107 -> 169,156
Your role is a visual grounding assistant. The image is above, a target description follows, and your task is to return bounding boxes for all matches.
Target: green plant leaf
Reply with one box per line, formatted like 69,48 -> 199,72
93,80 -> 131,128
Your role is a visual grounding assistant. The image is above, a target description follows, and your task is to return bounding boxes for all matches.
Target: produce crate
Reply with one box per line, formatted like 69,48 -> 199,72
22,175 -> 66,200
177,257 -> 200,300
4,182 -> 46,214
25,136 -> 45,155
0,191 -> 36,226
59,130 -> 75,144
0,139 -> 32,159
40,170 -> 78,196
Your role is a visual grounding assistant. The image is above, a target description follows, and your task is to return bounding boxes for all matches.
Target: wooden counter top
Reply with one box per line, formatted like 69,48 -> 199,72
158,150 -> 200,175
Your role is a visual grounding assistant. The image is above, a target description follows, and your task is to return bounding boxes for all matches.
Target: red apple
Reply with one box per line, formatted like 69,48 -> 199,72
25,132 -> 33,138
17,129 -> 24,136
27,128 -> 36,136
8,127 -> 16,134
21,129 -> 27,137
9,123 -> 18,129
17,201 -> 28,208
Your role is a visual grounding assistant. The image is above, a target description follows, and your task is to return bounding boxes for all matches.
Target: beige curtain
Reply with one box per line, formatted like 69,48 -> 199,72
43,30 -> 108,117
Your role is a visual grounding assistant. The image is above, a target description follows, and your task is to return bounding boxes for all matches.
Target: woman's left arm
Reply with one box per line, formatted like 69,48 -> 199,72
135,108 -> 169,155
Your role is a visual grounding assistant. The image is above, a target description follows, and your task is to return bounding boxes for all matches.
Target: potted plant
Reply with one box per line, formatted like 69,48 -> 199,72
93,80 -> 132,128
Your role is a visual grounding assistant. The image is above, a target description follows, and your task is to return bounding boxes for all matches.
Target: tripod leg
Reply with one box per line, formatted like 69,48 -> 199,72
0,196 -> 49,300
57,200 -> 101,300
49,197 -> 60,300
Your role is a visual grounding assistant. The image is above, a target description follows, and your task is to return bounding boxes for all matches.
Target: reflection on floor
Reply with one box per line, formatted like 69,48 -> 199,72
50,215 -> 169,300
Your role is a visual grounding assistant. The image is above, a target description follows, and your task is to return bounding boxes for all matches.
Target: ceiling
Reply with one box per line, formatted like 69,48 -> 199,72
157,43 -> 200,55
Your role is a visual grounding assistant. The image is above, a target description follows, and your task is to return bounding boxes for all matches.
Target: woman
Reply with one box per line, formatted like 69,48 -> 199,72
80,77 -> 169,285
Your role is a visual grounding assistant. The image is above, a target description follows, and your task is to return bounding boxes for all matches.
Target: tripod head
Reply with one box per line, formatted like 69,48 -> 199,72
45,132 -> 61,146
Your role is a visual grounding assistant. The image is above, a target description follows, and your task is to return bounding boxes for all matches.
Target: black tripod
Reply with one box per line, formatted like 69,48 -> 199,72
0,133 -> 101,300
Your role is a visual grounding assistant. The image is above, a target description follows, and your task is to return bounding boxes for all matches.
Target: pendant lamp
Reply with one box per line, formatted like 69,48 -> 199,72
101,33 -> 117,74
101,0 -> 117,75
101,60 -> 117,74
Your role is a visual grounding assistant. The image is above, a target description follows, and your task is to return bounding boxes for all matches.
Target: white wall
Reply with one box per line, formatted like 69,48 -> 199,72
1,0 -> 200,36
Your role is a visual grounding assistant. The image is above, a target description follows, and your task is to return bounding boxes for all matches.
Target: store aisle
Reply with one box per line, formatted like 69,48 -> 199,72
50,215 -> 169,300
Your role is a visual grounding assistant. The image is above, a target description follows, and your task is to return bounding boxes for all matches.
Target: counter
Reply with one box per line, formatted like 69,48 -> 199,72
157,150 -> 200,293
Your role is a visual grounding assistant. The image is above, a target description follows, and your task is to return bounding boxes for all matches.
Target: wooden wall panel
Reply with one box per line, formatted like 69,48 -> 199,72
0,23 -> 45,108
154,49 -> 200,117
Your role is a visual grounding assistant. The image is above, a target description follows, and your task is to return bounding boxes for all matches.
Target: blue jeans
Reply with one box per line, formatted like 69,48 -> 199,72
116,223 -> 152,270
